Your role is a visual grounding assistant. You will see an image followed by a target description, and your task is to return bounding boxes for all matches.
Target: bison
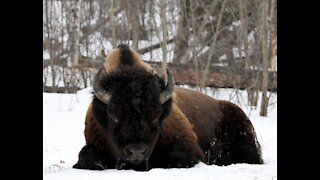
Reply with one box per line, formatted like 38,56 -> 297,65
73,44 -> 263,171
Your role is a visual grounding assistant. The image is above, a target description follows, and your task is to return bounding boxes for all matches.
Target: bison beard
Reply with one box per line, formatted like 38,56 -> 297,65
73,45 -> 263,171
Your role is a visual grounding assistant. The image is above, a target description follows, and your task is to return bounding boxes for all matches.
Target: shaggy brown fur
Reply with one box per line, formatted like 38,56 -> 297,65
104,47 -> 153,74
83,97 -> 205,164
80,88 -> 262,169
173,88 -> 262,165
158,101 -> 205,161
73,44 -> 263,171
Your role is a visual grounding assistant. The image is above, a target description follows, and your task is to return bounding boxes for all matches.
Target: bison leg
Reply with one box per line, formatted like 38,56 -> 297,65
166,149 -> 201,168
73,144 -> 115,170
150,145 -> 202,168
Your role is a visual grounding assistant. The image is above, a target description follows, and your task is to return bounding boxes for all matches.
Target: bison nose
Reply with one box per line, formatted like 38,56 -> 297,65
123,143 -> 149,163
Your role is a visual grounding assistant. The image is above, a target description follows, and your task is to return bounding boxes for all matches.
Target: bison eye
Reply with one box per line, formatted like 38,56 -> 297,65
109,116 -> 119,124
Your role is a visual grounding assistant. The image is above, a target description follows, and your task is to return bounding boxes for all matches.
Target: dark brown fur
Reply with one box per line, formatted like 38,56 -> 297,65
77,87 -> 263,169
173,88 -> 262,165
73,44 -> 263,171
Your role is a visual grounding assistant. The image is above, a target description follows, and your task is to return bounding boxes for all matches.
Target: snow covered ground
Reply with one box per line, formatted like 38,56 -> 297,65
43,87 -> 277,180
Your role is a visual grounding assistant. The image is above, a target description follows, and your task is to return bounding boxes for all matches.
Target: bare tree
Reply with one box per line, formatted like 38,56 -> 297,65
245,0 -> 261,107
69,0 -> 82,89
71,0 -> 82,67
239,0 -> 251,69
188,0 -> 199,91
161,0 -> 168,82
124,0 -> 140,50
43,0 -> 277,117
238,0 -> 259,107
44,0 -> 57,93
200,0 -> 226,90
110,0 -> 117,48
269,0 -> 277,71
260,0 -> 269,116
172,0 -> 190,63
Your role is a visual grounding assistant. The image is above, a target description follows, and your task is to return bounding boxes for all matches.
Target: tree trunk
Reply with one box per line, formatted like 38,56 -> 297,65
189,0 -> 199,91
270,0 -> 277,71
161,0 -> 168,82
248,0 -> 263,107
45,0 -> 57,93
131,1 -> 139,51
200,0 -> 226,88
247,80 -> 259,107
239,0 -> 251,69
172,0 -> 190,63
126,0 -> 139,50
125,1 -> 131,45
71,0 -> 81,67
260,0 -> 269,116
147,0 -> 154,60
81,70 -> 88,88
240,0 -> 255,107
225,44 -> 233,67
110,0 -> 117,48
70,0 -> 82,88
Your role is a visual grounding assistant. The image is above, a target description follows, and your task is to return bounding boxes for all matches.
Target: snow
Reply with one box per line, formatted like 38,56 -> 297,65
43,50 -> 50,60
43,87 -> 277,180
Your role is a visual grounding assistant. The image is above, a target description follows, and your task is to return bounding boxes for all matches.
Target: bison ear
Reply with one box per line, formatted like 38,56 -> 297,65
159,69 -> 175,104
93,68 -> 111,104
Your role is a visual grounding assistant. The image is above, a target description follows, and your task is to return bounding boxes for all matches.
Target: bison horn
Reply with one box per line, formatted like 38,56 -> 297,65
93,68 -> 111,104
159,69 -> 175,104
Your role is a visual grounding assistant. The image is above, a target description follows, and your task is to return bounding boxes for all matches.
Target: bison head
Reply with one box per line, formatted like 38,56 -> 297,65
91,66 -> 174,166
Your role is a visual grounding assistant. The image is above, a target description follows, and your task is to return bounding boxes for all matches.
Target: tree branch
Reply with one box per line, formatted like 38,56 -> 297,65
137,38 -> 174,54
